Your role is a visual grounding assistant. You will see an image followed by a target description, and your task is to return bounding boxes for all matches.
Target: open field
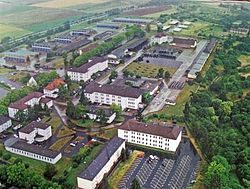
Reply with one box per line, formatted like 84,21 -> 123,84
125,62 -> 177,78
158,84 -> 199,116
33,0 -> 109,8
143,6 -> 177,18
0,24 -> 30,39
124,6 -> 171,16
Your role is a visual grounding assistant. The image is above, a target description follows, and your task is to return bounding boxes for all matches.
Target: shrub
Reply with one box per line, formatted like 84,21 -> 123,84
2,154 -> 11,160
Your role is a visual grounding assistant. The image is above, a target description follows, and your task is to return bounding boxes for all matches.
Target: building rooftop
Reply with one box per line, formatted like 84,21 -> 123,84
155,33 -> 167,38
40,97 -> 52,104
0,116 -> 11,125
86,105 -> 115,117
119,120 -> 182,140
113,17 -> 153,23
4,138 -> 60,158
44,78 -> 65,91
78,137 -> 125,180
84,82 -> 144,98
127,38 -> 148,51
19,121 -> 50,134
203,38 -> 217,54
172,37 -> 196,46
9,92 -> 44,110
67,56 -> 107,73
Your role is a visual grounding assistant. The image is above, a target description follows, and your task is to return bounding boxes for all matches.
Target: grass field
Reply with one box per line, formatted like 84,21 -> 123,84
0,24 -> 30,39
143,6 -> 177,18
33,0 -> 109,8
158,84 -> 199,116
97,128 -> 117,139
49,136 -> 74,151
125,62 -> 177,78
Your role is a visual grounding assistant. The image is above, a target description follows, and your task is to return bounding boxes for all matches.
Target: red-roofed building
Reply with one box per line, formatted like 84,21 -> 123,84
43,78 -> 66,98
118,119 -> 182,152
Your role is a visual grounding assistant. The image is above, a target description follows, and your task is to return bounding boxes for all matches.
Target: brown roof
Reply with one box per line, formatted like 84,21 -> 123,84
67,56 -> 107,73
44,78 -> 65,91
19,121 -> 50,134
155,33 -> 166,38
172,37 -> 196,47
119,120 -> 182,140
40,97 -> 52,104
84,82 -> 144,98
9,92 -> 43,110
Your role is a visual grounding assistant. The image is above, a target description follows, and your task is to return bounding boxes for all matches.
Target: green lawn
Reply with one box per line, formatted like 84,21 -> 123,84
0,23 -> 30,40
71,119 -> 94,128
143,6 -> 177,18
47,115 -> 62,132
64,144 -> 104,186
238,54 -> 250,67
97,128 -> 118,139
125,62 -> 177,78
108,150 -> 141,189
49,136 -> 74,151
158,84 -> 199,116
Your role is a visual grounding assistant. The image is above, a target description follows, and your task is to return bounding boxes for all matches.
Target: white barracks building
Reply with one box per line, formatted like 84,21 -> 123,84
84,82 -> 144,110
77,137 -> 125,189
118,120 -> 182,152
67,57 -> 108,82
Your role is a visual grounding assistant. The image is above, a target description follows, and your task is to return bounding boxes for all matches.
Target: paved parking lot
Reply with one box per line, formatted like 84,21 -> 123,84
118,138 -> 200,189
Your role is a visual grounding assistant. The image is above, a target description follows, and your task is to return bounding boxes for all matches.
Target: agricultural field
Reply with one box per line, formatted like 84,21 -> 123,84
143,6 -> 177,18
125,62 -> 177,78
124,5 -> 171,16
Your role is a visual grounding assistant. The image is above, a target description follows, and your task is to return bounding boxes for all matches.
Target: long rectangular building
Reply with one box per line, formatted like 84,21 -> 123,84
118,120 -> 182,152
4,138 -> 62,164
84,82 -> 144,110
77,137 -> 125,189
113,17 -> 153,24
67,57 -> 108,82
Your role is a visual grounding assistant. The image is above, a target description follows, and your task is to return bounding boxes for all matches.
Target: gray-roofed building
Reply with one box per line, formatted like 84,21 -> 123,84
118,120 -> 182,152
93,31 -> 114,41
113,17 -> 153,24
84,82 -> 144,110
67,57 -> 108,82
4,138 -> 62,164
96,22 -> 120,30
0,116 -> 12,133
77,137 -> 125,189
127,38 -> 148,52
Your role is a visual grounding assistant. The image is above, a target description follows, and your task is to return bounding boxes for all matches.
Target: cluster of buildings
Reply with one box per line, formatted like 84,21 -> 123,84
77,119 -> 183,189
2,49 -> 39,64
229,27 -> 249,36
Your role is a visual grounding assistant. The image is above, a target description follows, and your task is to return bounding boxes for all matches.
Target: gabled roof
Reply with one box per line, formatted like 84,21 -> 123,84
0,116 -> 11,125
67,56 -> 107,73
44,78 -> 65,91
172,37 -> 196,46
119,120 -> 182,140
9,92 -> 43,110
78,137 -> 125,180
84,82 -> 144,98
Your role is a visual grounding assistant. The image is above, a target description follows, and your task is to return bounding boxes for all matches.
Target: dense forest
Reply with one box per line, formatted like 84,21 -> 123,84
185,35 -> 250,188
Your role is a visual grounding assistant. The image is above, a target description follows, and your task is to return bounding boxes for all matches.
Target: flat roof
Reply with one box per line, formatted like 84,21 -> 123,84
78,137 -> 125,180
113,17 -> 153,23
19,121 -> 50,134
119,120 -> 182,140
4,138 -> 60,158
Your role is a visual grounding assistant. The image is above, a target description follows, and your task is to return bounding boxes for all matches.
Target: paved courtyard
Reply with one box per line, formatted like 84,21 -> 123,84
118,138 -> 200,189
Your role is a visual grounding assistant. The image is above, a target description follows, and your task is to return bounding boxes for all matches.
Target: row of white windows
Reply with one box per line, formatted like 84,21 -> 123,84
11,148 -> 53,162
131,140 -> 164,148
124,131 -> 168,141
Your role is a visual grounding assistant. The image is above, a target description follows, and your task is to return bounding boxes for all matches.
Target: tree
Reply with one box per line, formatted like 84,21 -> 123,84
43,164 -> 57,180
79,90 -> 89,105
164,71 -> 170,80
146,24 -> 151,33
204,155 -> 231,189
6,163 -> 29,188
58,85 -> 69,100
158,68 -> 164,78
109,70 -> 118,81
75,104 -> 86,119
15,110 -> 27,122
131,178 -> 141,189
96,109 -> 108,125
66,101 -> 75,119
111,103 -> 122,118
142,92 -> 152,104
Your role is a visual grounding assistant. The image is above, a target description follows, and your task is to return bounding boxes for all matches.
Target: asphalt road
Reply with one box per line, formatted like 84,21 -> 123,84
142,40 -> 208,115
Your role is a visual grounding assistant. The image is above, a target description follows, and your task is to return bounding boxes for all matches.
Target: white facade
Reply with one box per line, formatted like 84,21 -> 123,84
0,119 -> 12,133
8,96 -> 42,118
27,77 -> 37,87
107,54 -> 120,64
118,128 -> 182,152
43,88 -> 59,98
87,112 -> 116,124
151,35 -> 173,45
77,140 -> 125,189
19,126 -> 52,144
67,60 -> 108,82
85,92 -> 142,110
5,145 -> 62,164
